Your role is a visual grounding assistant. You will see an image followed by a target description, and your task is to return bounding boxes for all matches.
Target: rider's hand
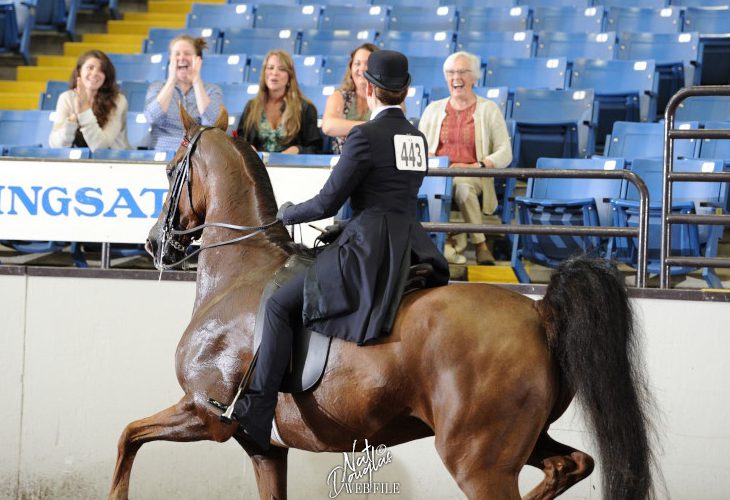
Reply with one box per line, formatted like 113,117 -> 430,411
316,222 -> 344,245
276,201 -> 294,222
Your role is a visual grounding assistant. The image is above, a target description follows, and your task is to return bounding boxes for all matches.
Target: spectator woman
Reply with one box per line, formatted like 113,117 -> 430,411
321,43 -> 378,154
49,49 -> 130,151
144,35 -> 223,151
419,51 -> 512,265
236,49 -> 321,154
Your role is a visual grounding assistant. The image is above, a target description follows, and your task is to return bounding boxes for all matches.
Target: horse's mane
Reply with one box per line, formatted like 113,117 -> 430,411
229,137 -> 309,256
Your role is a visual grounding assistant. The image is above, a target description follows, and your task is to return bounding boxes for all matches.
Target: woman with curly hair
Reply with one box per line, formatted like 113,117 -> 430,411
49,49 -> 130,150
236,49 -> 321,154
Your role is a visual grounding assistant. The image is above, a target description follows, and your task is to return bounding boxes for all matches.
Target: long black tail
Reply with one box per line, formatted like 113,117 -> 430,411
540,255 -> 655,500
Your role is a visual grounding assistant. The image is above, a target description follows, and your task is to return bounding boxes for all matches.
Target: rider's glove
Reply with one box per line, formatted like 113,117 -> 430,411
276,201 -> 294,223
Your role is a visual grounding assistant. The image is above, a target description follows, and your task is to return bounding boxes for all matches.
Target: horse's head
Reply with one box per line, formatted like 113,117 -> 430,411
146,103 -> 229,269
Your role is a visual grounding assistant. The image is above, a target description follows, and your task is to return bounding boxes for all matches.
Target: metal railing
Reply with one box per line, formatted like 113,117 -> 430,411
661,86 -> 730,288
422,167 -> 650,288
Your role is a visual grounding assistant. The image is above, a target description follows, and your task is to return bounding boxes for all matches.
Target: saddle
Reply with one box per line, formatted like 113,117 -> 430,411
254,255 -> 434,394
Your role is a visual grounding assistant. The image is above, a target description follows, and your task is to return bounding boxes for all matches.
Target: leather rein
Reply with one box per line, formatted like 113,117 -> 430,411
156,126 -> 278,271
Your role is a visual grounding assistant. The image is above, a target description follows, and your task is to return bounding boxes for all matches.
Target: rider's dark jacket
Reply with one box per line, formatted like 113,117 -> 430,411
280,107 -> 450,345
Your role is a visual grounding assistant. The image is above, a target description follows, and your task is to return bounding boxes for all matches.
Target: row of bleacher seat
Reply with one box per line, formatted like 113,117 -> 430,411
511,154 -> 728,287
175,3 -> 730,35
0,145 -> 175,161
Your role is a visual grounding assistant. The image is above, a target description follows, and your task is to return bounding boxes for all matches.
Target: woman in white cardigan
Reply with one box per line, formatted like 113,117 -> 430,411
49,50 -> 130,151
419,51 -> 512,265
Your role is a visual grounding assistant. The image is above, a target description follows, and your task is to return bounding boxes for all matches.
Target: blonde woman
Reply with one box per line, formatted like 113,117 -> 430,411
49,50 -> 130,151
236,50 -> 321,153
321,43 -> 378,154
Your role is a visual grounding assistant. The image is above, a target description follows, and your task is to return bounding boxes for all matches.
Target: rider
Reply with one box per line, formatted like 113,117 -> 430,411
224,50 -> 450,450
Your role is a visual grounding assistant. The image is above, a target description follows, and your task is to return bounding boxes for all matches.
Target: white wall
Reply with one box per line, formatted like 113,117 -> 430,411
1,274 -> 729,499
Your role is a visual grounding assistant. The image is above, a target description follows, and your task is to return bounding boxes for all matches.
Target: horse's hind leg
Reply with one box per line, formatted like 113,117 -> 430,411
523,432 -> 594,500
234,434 -> 289,500
109,395 -> 235,500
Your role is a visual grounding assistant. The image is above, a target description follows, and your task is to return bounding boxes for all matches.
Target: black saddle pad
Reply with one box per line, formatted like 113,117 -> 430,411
254,255 -> 332,394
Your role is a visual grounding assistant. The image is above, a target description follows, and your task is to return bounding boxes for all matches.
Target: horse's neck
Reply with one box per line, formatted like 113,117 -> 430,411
192,217 -> 290,311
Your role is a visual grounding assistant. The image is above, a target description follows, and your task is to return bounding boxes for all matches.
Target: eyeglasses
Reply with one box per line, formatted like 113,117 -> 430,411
444,69 -> 472,77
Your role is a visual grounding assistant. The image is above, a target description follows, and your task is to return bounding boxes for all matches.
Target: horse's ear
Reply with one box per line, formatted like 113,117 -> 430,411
213,105 -> 228,132
179,102 -> 196,134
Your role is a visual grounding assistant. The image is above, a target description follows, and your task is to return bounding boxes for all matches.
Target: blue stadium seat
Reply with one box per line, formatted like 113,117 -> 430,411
109,53 -> 166,82
536,31 -> 616,61
485,57 -> 568,91
317,0 -> 370,5
322,54 -> 350,85
144,27 -> 221,54
299,84 -> 335,117
457,6 -> 530,33
698,121 -> 730,170
186,3 -> 254,30
417,156 -> 451,251
0,1 -> 33,63
456,31 -> 534,59
603,120 -> 700,164
373,0 -> 440,7
571,59 -> 658,150
447,0 -> 512,7
378,30 -> 455,58
607,7 -> 683,34
299,29 -> 377,56
611,157 -> 727,287
404,85 -> 425,119
511,157 -> 627,282
229,0 -> 297,4
32,0 -> 77,38
318,5 -> 389,31
39,80 -> 68,111
267,153 -> 335,166
92,149 -> 175,161
602,0 -> 665,7
676,95 -> 730,122
126,112 -> 152,150
218,82 -> 260,130
683,7 -> 730,85
511,88 -> 598,167
221,28 -> 298,55
200,53 -> 247,84
254,4 -> 322,30
388,5 -> 458,32
6,146 -> 90,159
408,55 -> 458,90
617,32 -> 701,114
516,0 -> 590,6
671,0 -> 730,5
0,110 -> 54,147
531,6 -> 605,33
120,80 -> 151,112
247,54 -> 324,86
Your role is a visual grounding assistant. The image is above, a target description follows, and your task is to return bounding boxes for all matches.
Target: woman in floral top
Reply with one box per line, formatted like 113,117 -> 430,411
236,50 -> 321,154
321,43 -> 378,154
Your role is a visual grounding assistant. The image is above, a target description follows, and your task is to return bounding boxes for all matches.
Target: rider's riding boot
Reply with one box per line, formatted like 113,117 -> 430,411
230,391 -> 277,451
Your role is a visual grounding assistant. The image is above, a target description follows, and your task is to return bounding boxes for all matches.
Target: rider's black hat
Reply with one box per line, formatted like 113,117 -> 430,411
363,50 -> 411,91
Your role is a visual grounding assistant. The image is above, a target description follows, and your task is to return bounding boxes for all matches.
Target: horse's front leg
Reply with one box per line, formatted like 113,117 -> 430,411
109,394 -> 237,500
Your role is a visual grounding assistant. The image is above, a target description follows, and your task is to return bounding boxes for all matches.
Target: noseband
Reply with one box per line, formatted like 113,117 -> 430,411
156,126 -> 278,271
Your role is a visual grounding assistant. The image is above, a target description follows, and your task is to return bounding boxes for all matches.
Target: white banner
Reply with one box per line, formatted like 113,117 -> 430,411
0,159 -> 332,245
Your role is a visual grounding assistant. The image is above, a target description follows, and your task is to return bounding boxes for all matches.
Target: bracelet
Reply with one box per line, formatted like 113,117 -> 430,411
478,161 -> 486,169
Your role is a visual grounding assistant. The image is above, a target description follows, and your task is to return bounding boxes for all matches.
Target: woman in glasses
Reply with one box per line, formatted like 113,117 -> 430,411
419,51 -> 512,265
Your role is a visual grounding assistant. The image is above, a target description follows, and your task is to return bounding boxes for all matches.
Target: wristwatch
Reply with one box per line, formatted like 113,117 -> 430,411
478,161 -> 486,168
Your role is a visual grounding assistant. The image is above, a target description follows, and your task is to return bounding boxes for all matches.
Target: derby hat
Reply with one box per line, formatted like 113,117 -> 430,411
363,50 -> 411,91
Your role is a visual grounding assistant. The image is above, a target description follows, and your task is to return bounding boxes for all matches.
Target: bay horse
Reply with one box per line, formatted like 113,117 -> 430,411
109,106 -> 654,499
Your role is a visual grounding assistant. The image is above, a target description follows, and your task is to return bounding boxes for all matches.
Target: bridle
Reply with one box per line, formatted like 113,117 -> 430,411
155,126 -> 278,271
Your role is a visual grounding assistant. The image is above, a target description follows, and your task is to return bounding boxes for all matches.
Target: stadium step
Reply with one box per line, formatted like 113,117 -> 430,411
36,55 -> 76,68
0,92 -> 40,110
148,0 -> 223,14
17,66 -> 71,82
107,19 -> 185,35
63,42 -> 143,57
123,12 -> 188,22
82,33 -> 147,47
